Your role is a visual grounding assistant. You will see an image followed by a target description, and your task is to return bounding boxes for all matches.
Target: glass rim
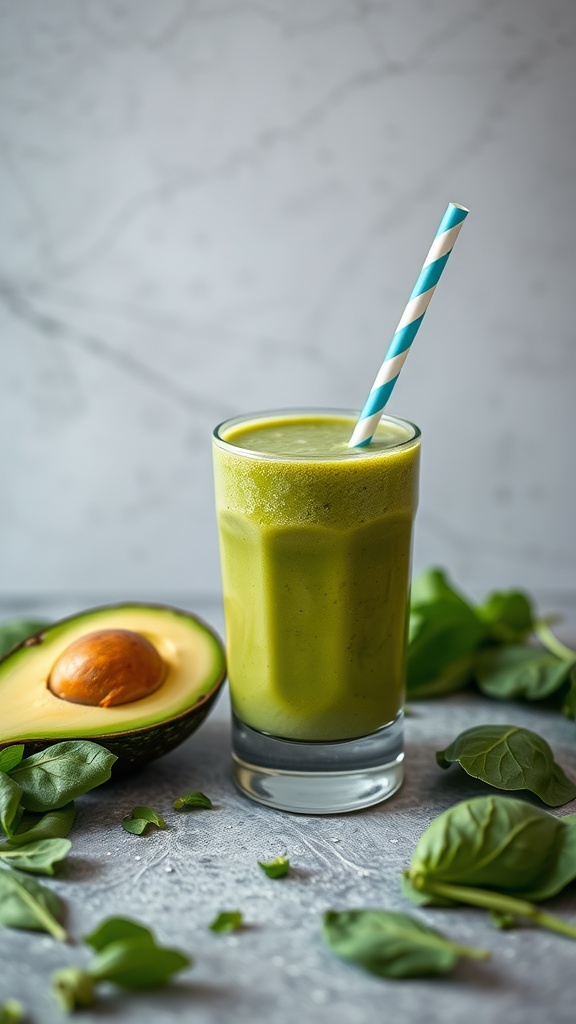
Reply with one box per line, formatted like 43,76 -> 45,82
212,407 -> 421,462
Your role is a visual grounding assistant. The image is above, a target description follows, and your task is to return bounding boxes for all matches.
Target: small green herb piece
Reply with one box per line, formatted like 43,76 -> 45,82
403,796 -> 576,939
0,619 -> 49,659
0,745 -> 25,775
489,909 -> 517,930
323,909 -> 490,978
474,646 -> 574,702
0,773 -> 23,839
173,792 -> 213,811
209,911 -> 243,933
0,868 -> 66,940
258,856 -> 290,878
0,999 -> 25,1023
51,968 -> 96,1013
10,741 -> 117,813
122,807 -> 166,835
436,725 -> 576,806
0,837 -> 72,876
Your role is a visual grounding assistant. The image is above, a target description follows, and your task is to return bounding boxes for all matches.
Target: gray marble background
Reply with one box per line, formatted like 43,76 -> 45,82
1,0 -> 576,632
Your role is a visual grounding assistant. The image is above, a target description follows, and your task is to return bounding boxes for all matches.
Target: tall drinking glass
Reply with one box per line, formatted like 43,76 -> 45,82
212,408 -> 421,813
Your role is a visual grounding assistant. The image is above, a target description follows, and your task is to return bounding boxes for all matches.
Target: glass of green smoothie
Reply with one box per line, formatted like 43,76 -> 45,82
212,408 -> 421,814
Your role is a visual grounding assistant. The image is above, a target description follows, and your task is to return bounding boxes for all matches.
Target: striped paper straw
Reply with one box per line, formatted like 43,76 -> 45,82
348,202 -> 469,448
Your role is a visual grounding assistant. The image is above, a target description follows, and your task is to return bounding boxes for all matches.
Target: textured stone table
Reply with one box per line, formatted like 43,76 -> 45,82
1,599 -> 575,1024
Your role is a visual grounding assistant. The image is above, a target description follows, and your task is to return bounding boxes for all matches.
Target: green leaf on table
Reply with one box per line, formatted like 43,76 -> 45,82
258,856 -> 290,878
10,803 -> 76,845
122,806 -> 166,835
0,837 -> 72,875
0,773 -> 23,839
53,916 -> 191,1008
85,917 -> 155,952
402,795 -> 576,938
478,590 -> 534,643
173,791 -> 213,811
0,868 -> 66,940
436,724 -> 576,806
474,646 -> 574,701
89,926 -> 191,989
0,620 -> 48,659
323,909 -> 490,978
209,911 -> 243,934
0,746 -> 25,775
10,741 -> 117,812
0,999 -> 25,1024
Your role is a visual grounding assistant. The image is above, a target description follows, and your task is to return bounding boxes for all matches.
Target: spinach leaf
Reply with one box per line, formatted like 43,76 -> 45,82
403,796 -> 576,938
85,917 -> 155,952
209,911 -> 243,933
0,619 -> 48,659
0,868 -> 66,940
0,999 -> 25,1024
122,806 -> 166,835
53,916 -> 191,1010
410,568 -> 474,610
258,856 -> 290,878
474,646 -> 574,701
0,773 -> 23,838
0,746 -> 25,774
436,725 -> 576,806
90,940 -> 190,990
10,803 -> 76,845
173,792 -> 213,811
477,590 -> 534,643
10,741 -> 117,812
408,602 -> 487,696
323,909 -> 490,978
0,837 -> 72,876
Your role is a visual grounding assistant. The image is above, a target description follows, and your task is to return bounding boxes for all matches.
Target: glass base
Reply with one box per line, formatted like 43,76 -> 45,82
231,712 -> 404,814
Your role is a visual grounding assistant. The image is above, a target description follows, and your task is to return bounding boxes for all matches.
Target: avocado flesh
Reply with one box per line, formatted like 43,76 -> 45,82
0,604 -> 226,766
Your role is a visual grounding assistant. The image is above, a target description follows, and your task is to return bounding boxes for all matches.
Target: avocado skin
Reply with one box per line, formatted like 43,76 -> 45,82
0,603 -> 227,773
2,684 -> 221,774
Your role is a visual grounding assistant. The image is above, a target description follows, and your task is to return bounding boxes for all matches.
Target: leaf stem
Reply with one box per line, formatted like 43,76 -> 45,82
423,880 -> 576,940
12,879 -> 67,942
534,621 -> 576,663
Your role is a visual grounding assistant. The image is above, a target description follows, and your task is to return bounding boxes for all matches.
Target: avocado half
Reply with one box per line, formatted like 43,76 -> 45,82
0,603 -> 226,772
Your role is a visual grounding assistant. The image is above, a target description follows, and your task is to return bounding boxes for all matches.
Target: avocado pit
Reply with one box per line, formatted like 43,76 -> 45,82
47,628 -> 166,708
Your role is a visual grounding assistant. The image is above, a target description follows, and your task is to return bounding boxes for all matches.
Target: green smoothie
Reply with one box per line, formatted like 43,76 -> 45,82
213,410 -> 420,742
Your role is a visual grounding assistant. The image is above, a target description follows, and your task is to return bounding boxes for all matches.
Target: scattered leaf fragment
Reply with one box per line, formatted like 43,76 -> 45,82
122,807 -> 166,835
210,911 -> 243,933
173,792 -> 213,811
258,856 -> 290,878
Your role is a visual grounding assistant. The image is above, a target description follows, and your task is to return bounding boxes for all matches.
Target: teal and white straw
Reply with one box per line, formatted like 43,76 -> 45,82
348,202 -> 469,449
